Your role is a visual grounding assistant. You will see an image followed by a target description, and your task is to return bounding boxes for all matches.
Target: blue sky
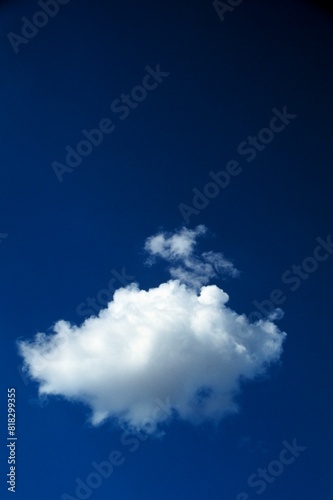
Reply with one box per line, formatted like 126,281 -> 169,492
0,0 -> 333,499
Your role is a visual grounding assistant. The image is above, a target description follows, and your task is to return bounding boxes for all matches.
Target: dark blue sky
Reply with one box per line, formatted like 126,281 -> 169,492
0,0 -> 332,499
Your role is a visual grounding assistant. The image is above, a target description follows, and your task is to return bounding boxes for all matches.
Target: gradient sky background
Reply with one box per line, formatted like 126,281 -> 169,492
0,0 -> 333,499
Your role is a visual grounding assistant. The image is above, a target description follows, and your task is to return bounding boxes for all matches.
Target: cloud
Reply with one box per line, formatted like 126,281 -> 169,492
145,225 -> 239,288
18,226 -> 286,431
145,225 -> 207,260
267,308 -> 285,321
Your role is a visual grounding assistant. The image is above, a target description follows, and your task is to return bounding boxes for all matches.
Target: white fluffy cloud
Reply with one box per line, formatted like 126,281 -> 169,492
18,226 -> 286,431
